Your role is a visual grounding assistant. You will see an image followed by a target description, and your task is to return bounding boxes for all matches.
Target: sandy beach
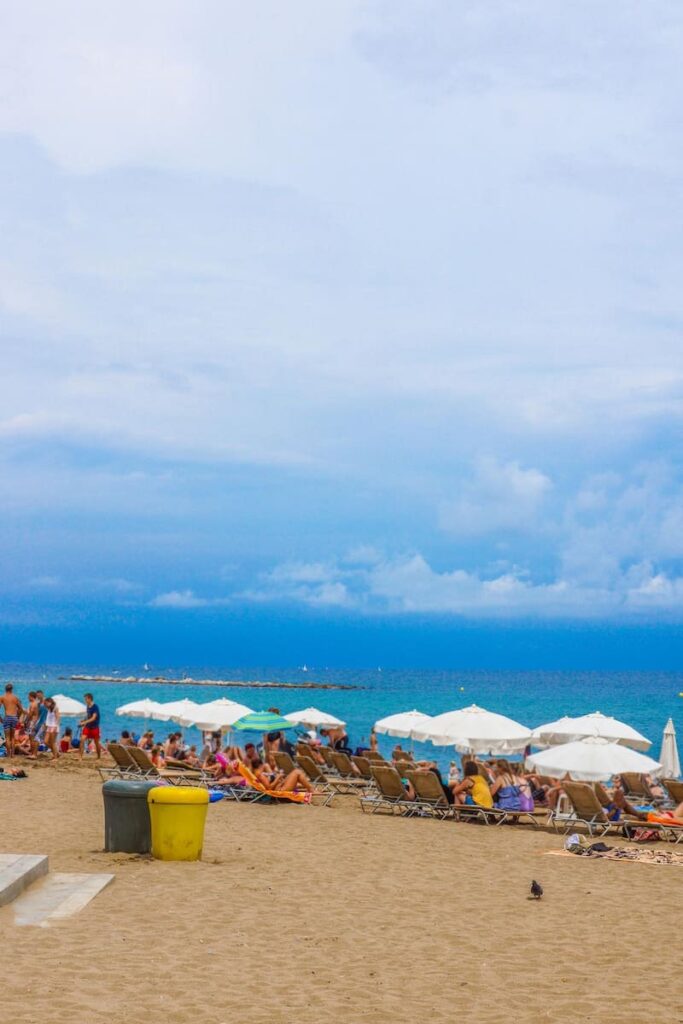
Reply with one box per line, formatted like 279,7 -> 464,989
2,760 -> 682,1024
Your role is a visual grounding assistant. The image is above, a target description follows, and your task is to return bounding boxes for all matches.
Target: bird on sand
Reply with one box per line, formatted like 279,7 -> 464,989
530,880 -> 543,899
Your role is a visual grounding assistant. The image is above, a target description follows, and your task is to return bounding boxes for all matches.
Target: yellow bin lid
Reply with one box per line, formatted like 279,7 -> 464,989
148,786 -> 209,805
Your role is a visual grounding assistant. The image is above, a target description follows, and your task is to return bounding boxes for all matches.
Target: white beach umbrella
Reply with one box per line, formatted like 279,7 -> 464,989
148,698 -> 202,723
284,707 -> 346,727
525,736 -> 661,782
50,694 -> 87,716
115,698 -> 166,719
412,704 -> 531,754
531,711 -> 651,751
178,700 -> 254,731
374,710 -> 433,739
659,718 -> 681,779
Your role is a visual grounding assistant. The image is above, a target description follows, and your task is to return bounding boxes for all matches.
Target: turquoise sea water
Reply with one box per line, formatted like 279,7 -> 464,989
3,662 -> 681,768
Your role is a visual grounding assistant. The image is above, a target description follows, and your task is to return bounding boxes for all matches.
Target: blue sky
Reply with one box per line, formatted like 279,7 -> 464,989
2,2 -> 683,666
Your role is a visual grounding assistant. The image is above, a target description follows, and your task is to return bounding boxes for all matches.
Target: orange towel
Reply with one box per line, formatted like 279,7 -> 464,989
237,763 -> 310,803
647,812 -> 683,827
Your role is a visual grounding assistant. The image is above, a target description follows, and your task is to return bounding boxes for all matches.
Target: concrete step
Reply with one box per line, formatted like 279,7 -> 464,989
0,854 -> 49,907
11,871 -> 114,926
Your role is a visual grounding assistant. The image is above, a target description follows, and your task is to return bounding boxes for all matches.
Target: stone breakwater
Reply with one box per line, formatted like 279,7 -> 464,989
64,674 -> 364,690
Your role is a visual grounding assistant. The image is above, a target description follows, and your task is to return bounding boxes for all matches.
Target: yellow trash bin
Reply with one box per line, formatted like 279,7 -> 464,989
148,786 -> 209,861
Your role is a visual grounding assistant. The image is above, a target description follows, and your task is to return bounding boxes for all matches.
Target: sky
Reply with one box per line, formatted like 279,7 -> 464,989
2,1 -> 683,667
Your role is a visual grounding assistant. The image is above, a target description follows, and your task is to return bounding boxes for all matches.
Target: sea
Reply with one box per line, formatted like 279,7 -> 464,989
3,662 -> 681,768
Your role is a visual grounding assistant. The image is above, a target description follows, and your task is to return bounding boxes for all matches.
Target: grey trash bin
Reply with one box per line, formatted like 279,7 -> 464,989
102,779 -> 160,853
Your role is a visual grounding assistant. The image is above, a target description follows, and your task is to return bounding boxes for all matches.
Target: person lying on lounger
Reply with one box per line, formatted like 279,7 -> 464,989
253,761 -> 314,794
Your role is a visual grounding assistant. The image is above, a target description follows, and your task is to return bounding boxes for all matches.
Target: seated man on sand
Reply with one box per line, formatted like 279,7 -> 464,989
451,761 -> 494,808
119,730 -> 136,747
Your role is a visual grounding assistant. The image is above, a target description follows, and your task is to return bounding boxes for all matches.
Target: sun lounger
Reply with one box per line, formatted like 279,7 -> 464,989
125,746 -> 206,786
360,765 -> 418,816
273,751 -> 297,774
662,778 -> 683,805
405,770 -> 452,819
351,755 -> 374,781
320,746 -> 337,770
330,750 -> 362,778
236,763 -> 311,803
365,752 -> 389,764
98,743 -> 141,781
620,773 -> 663,805
296,754 -> 365,799
451,801 -> 541,828
551,781 -> 631,836
295,755 -> 338,805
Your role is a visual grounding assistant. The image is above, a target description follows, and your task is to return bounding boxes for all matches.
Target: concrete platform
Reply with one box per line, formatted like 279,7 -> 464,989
11,871 -> 115,926
0,854 -> 49,907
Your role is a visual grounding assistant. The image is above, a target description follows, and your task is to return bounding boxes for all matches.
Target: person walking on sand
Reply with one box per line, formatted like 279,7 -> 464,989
30,690 -> 49,758
1,683 -> 23,759
43,697 -> 61,759
79,693 -> 102,760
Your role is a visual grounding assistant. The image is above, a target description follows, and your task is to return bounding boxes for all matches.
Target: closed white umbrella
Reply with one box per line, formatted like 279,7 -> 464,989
50,694 -> 86,717
374,710 -> 433,739
526,736 -> 661,782
659,718 -> 681,779
115,698 -> 166,719
531,711 -> 651,752
149,698 -> 202,723
412,704 -> 531,754
178,700 -> 254,731
284,707 -> 346,728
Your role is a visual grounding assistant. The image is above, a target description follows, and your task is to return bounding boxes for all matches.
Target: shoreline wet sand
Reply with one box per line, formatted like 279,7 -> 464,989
2,759 -> 682,1024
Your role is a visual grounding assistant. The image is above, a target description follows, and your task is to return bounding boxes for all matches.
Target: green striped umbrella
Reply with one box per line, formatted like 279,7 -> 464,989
232,711 -> 295,732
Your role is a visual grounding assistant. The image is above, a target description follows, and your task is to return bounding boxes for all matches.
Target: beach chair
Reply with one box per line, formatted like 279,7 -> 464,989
330,750 -> 362,779
320,746 -> 340,772
365,751 -> 388,764
295,755 -> 339,805
297,754 -> 365,799
98,742 -> 139,781
361,765 -> 418,816
273,751 -> 297,774
126,746 -> 205,786
405,770 -> 452,819
620,773 -> 663,805
236,763 -> 311,804
551,781 -> 629,836
662,778 -> 683,805
450,799 -> 540,828
351,755 -> 374,781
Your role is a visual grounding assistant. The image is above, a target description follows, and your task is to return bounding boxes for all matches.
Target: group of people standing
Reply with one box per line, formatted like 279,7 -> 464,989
0,684 -> 102,760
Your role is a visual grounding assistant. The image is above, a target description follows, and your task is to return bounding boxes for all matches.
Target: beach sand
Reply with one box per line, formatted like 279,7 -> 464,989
2,760 -> 682,1024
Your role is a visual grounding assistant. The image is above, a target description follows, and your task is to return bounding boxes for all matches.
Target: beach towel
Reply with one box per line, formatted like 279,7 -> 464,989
237,763 -> 311,803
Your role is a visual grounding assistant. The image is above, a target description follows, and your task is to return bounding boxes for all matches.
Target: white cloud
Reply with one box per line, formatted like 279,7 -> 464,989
439,457 -> 552,536
149,589 -> 208,609
244,550 -> 683,619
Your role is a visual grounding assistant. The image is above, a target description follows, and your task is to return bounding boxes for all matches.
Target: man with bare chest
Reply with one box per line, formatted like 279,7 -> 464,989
1,683 -> 23,759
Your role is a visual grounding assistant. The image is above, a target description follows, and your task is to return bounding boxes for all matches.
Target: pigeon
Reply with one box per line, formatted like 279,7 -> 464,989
530,880 -> 543,899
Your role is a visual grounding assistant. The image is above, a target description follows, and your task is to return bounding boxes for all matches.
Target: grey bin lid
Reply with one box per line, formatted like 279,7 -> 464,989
102,779 -> 161,797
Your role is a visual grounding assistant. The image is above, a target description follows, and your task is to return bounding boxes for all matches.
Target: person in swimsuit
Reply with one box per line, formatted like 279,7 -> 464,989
43,698 -> 60,759
0,683 -> 23,759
